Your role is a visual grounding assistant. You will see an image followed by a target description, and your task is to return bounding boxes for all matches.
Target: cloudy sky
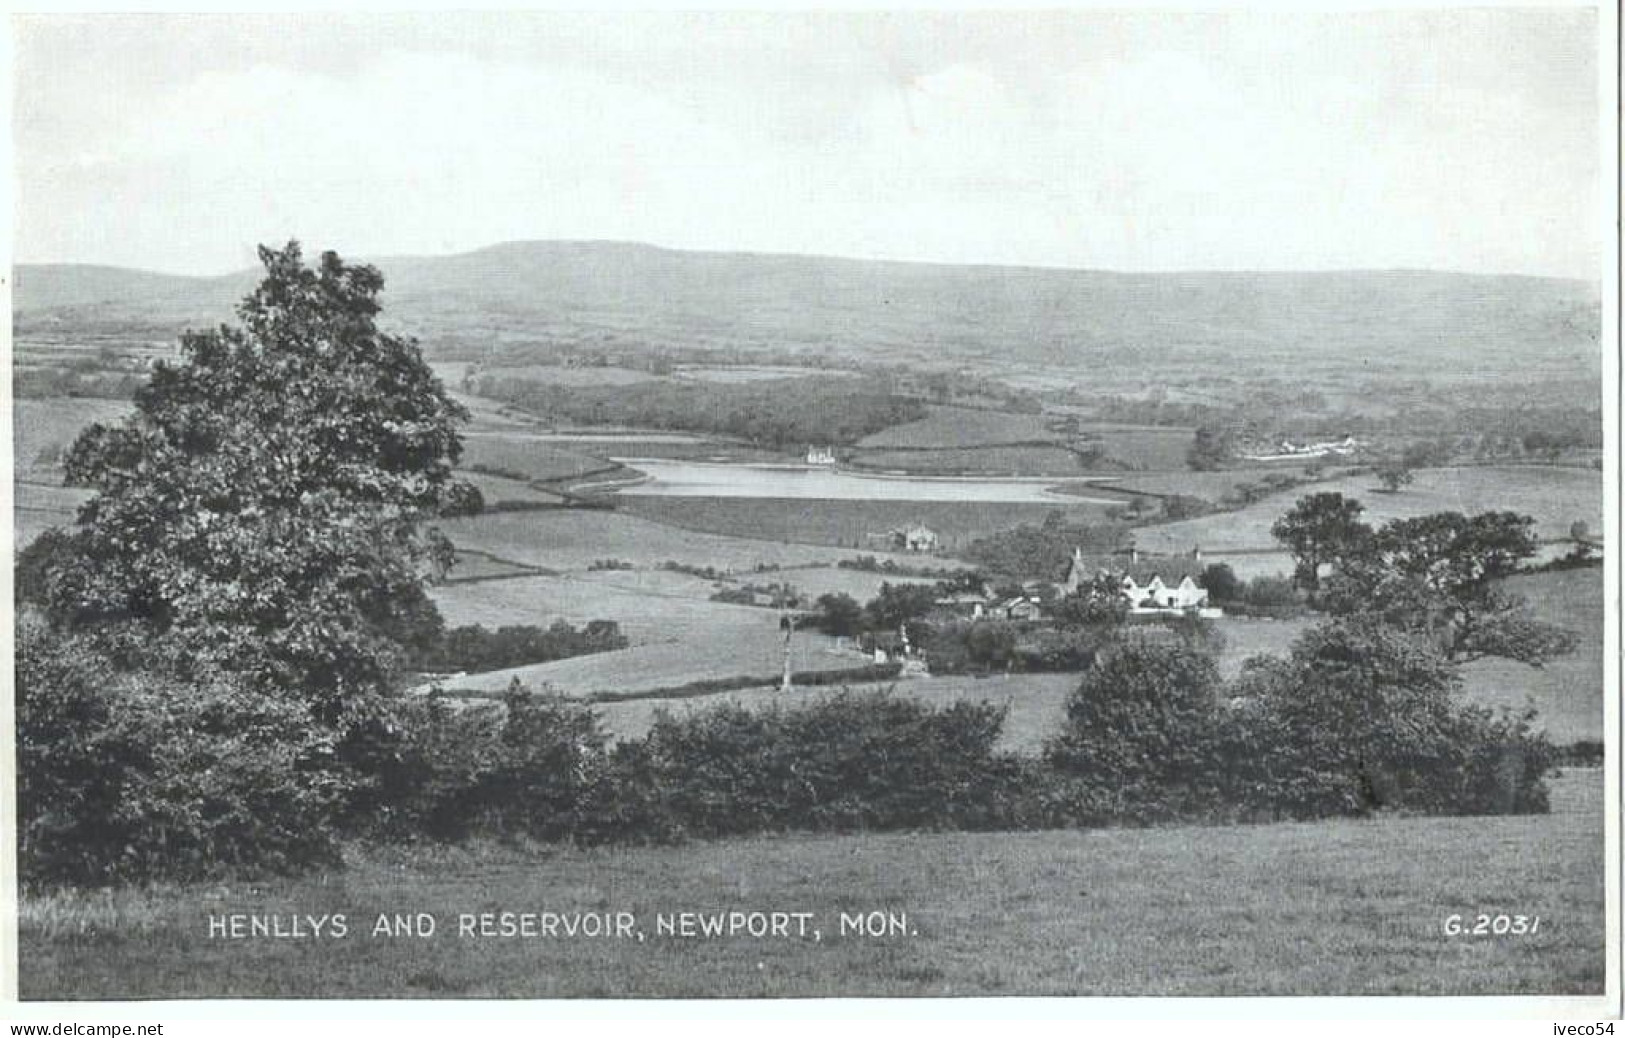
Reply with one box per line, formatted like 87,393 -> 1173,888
12,9 -> 1604,278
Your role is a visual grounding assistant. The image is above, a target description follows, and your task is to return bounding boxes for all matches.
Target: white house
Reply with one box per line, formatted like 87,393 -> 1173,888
1060,547 -> 1222,617
806,445 -> 837,466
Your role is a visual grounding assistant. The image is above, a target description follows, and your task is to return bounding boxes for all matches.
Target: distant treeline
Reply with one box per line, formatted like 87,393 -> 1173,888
473,374 -> 926,448
411,620 -> 628,675
959,514 -> 1129,583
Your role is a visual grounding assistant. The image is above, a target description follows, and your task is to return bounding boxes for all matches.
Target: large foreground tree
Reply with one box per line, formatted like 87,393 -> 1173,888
32,242 -> 477,724
1321,511 -> 1577,666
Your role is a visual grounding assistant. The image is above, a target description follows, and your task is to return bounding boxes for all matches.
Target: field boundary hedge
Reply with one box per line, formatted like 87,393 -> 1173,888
438,661 -> 905,706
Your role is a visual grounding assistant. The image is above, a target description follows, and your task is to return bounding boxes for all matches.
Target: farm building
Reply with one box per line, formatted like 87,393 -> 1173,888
1060,546 -> 1221,617
805,445 -> 837,465
996,595 -> 1046,621
867,523 -> 942,553
897,524 -> 940,552
934,592 -> 990,619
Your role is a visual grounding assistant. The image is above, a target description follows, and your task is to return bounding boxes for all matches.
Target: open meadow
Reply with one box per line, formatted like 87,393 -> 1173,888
431,570 -> 751,641
1134,465 -> 1603,555
1455,568 -> 1606,744
613,495 -> 1123,553
595,671 -> 1079,754
428,566 -> 868,696
435,510 -> 892,572
11,397 -> 134,477
440,628 -> 860,697
13,483 -> 93,546
20,770 -> 1604,999
459,434 -> 612,484
855,405 -> 1060,449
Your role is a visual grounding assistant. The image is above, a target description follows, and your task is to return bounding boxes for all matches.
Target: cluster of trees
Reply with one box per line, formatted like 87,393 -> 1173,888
810,571 -> 1224,677
411,620 -> 629,675
477,374 -> 926,449
1046,625 -> 1552,821
1195,564 -> 1302,618
959,511 -> 1126,581
1271,493 -> 1576,666
17,244 -> 482,886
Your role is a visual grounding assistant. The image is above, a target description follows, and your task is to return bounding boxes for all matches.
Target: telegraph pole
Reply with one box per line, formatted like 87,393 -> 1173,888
779,609 -> 797,692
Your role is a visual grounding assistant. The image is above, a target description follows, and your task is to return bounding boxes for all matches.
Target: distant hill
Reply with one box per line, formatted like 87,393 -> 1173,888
14,241 -> 1602,381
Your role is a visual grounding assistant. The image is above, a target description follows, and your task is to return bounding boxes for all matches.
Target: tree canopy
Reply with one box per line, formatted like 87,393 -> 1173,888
33,242 -> 477,723
1321,511 -> 1576,666
1271,491 -> 1372,591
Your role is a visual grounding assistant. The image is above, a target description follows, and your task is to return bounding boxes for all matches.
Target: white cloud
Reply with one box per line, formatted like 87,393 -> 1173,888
12,10 -> 1603,277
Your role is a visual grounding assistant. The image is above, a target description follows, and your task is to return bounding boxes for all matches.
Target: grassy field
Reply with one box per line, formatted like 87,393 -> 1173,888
1104,465 -> 1334,500
459,434 -> 612,483
483,365 -> 665,387
613,496 -> 1122,553
856,406 -> 1060,449
20,770 -> 1604,998
674,364 -> 858,383
13,483 -> 94,546
430,570 -> 748,642
1083,425 -> 1197,471
1455,568 -> 1605,744
443,625 -> 859,697
437,510 -> 890,572
11,397 -> 134,481
597,671 -> 1080,754
775,566 -> 936,603
1204,569 -> 1604,744
1135,465 -> 1603,554
456,471 -> 570,507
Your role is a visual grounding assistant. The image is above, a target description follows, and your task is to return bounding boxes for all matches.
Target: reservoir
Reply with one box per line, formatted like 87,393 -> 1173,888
603,458 -> 1123,504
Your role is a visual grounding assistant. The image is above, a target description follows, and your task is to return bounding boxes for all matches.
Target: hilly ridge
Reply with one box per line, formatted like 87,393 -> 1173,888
14,240 -> 1602,380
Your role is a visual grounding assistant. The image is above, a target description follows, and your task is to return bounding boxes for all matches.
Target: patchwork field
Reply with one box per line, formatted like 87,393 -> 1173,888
856,406 -> 1060,449
436,510 -> 886,572
1083,425 -> 1198,471
1104,465 -> 1333,500
481,364 -> 665,387
11,397 -> 134,481
430,570 -> 744,642
457,471 -> 570,508
613,496 -> 1122,553
596,671 -> 1080,754
774,566 -> 937,603
459,434 -> 614,483
443,625 -> 859,697
1134,465 -> 1603,554
674,364 -> 857,383
1455,568 -> 1606,745
13,483 -> 94,546
22,771 -> 1604,998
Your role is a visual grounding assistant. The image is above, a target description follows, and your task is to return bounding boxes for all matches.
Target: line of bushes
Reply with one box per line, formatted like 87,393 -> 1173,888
410,620 -> 629,675
17,616 -> 1555,890
371,624 -> 1555,850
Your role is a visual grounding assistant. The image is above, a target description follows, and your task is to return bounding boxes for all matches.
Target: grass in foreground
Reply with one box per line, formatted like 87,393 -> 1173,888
21,772 -> 1604,999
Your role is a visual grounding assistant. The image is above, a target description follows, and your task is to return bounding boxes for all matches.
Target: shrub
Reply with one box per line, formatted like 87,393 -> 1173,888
1044,641 -> 1222,817
411,620 -> 628,674
349,680 -> 618,844
629,689 -> 1025,837
17,622 -> 348,888
1218,619 -> 1553,818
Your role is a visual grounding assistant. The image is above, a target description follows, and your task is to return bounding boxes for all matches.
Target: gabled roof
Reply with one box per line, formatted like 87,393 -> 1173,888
1069,556 -> 1199,587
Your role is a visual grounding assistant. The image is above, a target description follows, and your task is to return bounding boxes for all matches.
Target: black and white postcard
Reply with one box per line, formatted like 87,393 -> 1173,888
4,7 -> 1619,1027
